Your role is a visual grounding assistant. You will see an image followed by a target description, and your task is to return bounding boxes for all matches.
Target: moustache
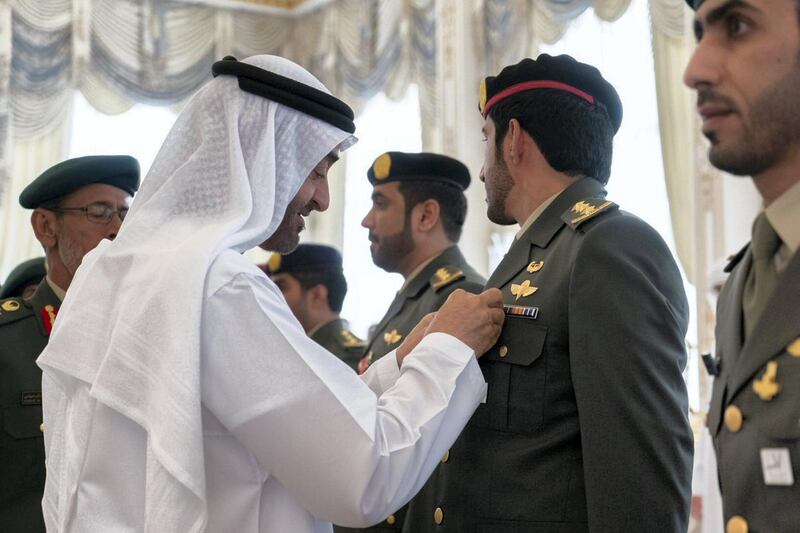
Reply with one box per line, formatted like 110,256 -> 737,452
697,88 -> 737,112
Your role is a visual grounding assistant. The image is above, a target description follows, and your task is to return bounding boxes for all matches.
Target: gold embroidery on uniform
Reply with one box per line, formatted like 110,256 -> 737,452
44,305 -> 57,326
787,338 -> 800,357
752,361 -> 781,401
1,300 -> 20,312
510,279 -> 538,301
570,200 -> 613,225
384,329 -> 403,345
432,268 -> 463,289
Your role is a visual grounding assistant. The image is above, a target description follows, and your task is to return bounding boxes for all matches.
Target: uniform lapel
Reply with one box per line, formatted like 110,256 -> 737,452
716,250 -> 750,371
729,249 -> 800,398
487,178 -> 606,289
28,280 -> 61,337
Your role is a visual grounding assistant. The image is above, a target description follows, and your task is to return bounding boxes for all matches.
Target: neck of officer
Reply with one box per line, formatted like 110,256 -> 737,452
752,146 -> 800,205
399,231 -> 453,280
509,166 -> 579,225
45,251 -> 73,294
305,308 -> 339,336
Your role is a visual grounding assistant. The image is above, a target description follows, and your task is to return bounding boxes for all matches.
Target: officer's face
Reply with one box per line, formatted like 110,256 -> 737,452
480,117 -> 516,225
53,184 -> 131,277
261,155 -> 335,253
271,273 -> 311,330
361,182 -> 415,272
685,0 -> 800,177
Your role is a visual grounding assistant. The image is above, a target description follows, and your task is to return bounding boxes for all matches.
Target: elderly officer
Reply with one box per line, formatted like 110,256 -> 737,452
263,243 -> 365,372
402,54 -> 694,532
0,257 -> 46,300
0,155 -> 139,532
685,1 -> 800,531
343,152 -> 485,532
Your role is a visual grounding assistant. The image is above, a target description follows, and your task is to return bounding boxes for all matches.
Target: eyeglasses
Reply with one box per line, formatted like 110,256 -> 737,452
48,202 -> 129,224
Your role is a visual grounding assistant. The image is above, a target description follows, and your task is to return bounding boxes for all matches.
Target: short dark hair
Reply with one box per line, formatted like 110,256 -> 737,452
398,181 -> 467,242
292,271 -> 347,313
489,89 -> 615,184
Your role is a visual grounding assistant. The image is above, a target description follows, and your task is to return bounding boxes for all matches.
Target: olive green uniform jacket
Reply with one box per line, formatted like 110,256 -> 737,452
707,243 -> 800,533
0,280 -> 61,533
310,317 -> 365,373
336,245 -> 484,533
402,178 -> 692,533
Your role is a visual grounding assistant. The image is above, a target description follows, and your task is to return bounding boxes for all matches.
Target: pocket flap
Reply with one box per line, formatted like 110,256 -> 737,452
483,319 -> 547,366
3,406 -> 44,439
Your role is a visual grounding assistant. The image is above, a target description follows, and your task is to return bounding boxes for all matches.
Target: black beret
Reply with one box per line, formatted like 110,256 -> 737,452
685,0 -> 703,9
19,155 -> 140,209
212,56 -> 356,134
262,243 -> 344,276
0,257 -> 46,299
367,151 -> 470,191
479,54 -> 623,134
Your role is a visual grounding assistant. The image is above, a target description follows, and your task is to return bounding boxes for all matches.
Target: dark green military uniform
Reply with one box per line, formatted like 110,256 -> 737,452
337,245 -> 484,533
311,317 -> 365,372
403,178 -> 693,532
0,281 -> 61,533
706,242 -> 800,533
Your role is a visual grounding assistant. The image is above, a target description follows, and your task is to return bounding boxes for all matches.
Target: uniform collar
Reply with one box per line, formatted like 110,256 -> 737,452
400,246 -> 466,297
400,254 -> 439,293
765,178 -> 800,259
308,317 -> 341,338
45,275 -> 66,302
515,191 -> 562,240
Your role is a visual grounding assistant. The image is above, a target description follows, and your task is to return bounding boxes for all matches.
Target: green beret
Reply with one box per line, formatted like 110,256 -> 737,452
367,151 -> 470,190
19,155 -> 141,209
262,243 -> 344,275
0,257 -> 46,299
479,54 -> 623,134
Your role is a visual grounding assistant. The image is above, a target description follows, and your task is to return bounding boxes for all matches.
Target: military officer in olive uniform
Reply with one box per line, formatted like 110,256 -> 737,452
402,55 -> 693,533
338,152 -> 484,533
263,243 -> 365,372
0,257 -> 46,300
0,155 -> 140,532
686,1 -> 800,531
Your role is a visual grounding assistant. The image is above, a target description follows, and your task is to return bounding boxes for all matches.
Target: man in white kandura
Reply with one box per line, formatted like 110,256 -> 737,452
37,55 -> 503,533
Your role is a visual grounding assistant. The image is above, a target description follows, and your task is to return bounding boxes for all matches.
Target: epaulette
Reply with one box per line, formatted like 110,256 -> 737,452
561,197 -> 618,231
724,244 -> 749,273
338,329 -> 366,350
0,297 -> 33,326
430,266 -> 466,292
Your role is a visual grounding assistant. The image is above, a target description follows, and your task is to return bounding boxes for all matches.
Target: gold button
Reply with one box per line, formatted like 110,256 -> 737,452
386,515 -> 396,525
442,450 -> 450,463
499,345 -> 508,358
39,423 -> 44,433
434,507 -> 443,525
726,515 -> 748,533
724,406 -> 743,433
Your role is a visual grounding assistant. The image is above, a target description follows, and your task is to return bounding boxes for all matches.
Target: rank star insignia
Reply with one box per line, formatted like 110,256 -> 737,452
527,261 -> 544,273
384,329 -> 403,345
510,279 -> 538,301
571,200 -> 613,224
753,361 -> 781,401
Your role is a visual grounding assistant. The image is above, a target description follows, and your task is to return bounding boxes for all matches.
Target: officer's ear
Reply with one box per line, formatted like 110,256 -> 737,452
412,199 -> 441,234
505,118 -> 528,169
31,208 -> 59,249
308,283 -> 330,311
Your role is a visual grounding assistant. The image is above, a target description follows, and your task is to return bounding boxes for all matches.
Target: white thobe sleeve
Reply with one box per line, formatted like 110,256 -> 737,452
360,349 -> 401,395
201,274 -> 486,527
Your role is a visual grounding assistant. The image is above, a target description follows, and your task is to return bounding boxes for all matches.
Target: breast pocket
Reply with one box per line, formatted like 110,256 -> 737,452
757,359 -> 800,480
472,320 -> 548,434
0,406 -> 45,497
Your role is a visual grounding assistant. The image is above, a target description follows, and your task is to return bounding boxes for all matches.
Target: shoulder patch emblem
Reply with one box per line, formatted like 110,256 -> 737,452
430,267 -> 465,291
0,297 -> 33,326
339,329 -> 366,349
562,199 -> 617,230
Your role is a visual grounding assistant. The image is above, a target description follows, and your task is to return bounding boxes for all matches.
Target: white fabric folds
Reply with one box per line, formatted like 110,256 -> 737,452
36,54 -> 486,532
